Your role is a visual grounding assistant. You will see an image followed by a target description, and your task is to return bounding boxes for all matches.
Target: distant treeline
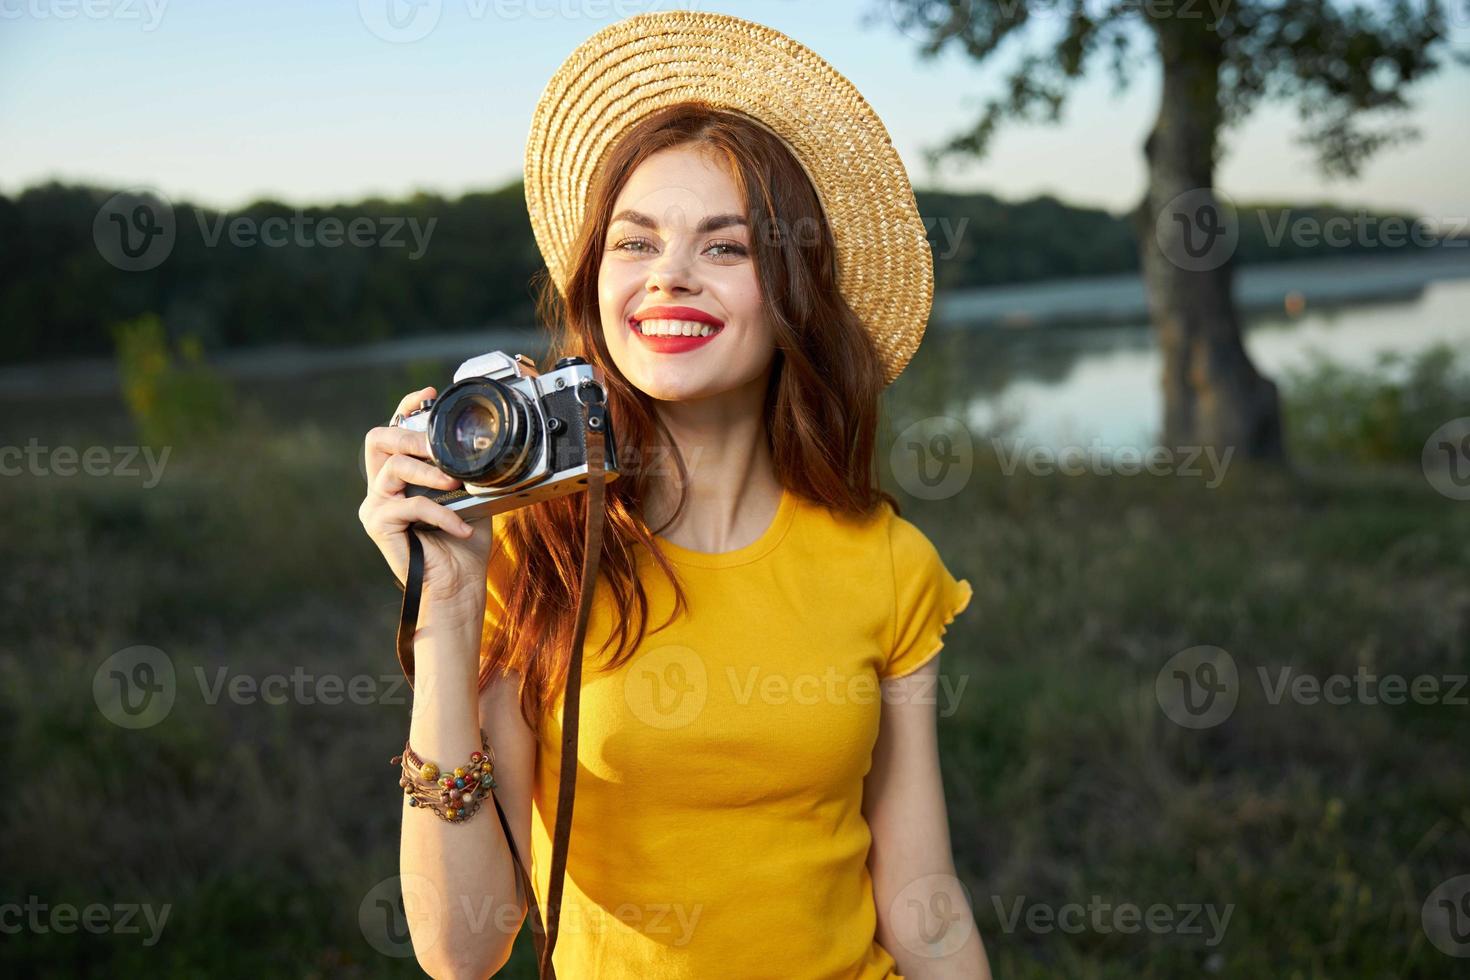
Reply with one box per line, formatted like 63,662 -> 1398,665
0,181 -> 1447,365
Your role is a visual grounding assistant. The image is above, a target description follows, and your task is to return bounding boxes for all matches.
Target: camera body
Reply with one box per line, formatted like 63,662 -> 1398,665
393,351 -> 619,520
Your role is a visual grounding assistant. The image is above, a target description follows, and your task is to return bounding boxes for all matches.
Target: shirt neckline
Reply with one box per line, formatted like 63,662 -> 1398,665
651,487 -> 797,569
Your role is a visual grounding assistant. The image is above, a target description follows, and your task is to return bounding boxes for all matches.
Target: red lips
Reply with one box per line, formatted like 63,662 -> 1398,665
629,305 -> 725,327
627,305 -> 724,354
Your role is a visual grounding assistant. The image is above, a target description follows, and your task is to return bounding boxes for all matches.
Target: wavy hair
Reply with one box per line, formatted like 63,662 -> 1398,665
479,101 -> 900,731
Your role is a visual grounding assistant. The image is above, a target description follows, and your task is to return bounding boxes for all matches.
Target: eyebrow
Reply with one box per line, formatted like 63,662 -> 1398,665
608,210 -> 748,234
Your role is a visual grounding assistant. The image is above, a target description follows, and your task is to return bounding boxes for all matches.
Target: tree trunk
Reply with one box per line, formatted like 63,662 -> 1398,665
1135,25 -> 1284,460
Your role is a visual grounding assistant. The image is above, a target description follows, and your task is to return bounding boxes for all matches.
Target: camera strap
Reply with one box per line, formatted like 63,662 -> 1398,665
394,391 -> 608,980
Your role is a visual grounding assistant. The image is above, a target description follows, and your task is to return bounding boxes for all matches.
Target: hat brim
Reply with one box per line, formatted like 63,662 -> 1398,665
523,10 -> 934,387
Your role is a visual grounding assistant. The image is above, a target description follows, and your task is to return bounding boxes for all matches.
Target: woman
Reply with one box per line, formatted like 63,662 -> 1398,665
360,12 -> 989,979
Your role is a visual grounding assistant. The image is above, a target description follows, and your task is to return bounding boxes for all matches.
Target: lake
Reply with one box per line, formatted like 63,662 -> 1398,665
4,254 -> 1465,456
934,253 -> 1470,448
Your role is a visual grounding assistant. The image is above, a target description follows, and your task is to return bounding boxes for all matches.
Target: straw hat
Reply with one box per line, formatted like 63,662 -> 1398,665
523,10 -> 934,387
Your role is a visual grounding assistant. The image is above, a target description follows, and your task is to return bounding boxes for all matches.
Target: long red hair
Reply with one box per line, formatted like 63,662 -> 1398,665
479,101 -> 900,730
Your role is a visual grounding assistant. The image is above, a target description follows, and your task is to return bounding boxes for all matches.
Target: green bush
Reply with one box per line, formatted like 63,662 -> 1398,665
111,313 -> 237,446
1281,341 -> 1470,463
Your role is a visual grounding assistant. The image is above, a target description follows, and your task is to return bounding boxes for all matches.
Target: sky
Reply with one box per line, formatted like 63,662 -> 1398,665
2,0 -> 1467,220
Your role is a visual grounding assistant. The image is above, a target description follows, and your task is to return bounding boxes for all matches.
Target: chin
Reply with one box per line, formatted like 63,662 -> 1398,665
632,373 -> 718,403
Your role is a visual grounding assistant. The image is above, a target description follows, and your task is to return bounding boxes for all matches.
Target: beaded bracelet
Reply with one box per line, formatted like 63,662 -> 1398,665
391,729 -> 498,822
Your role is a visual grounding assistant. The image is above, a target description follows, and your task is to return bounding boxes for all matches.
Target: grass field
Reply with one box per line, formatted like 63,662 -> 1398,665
1,342 -> 1467,978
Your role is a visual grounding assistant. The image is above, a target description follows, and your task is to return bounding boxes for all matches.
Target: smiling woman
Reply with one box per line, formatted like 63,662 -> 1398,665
360,10 -> 990,980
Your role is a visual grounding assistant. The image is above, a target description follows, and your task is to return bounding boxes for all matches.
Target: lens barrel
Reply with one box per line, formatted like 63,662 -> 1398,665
426,377 -> 539,484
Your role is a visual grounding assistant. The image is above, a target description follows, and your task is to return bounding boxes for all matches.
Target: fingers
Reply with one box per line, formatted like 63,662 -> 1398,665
395,386 -> 437,420
393,494 -> 475,539
373,453 -> 461,499
363,424 -> 432,486
362,388 -> 437,486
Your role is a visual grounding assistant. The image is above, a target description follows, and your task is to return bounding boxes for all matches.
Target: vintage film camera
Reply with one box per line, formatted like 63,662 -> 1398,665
392,352 -> 619,518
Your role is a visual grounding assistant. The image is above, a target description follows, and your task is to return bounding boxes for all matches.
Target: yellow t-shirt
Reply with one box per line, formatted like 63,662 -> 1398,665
484,486 -> 973,979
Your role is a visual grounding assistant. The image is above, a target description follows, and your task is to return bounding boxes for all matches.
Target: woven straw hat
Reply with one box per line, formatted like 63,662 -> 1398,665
523,10 -> 934,387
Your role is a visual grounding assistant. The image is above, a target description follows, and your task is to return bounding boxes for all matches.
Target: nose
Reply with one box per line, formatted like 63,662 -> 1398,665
644,248 -> 698,297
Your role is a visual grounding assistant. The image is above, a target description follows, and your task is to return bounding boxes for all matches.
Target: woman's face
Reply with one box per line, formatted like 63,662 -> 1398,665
598,145 -> 775,403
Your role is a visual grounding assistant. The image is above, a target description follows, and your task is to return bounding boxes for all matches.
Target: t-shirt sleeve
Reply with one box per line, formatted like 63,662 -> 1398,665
883,513 -> 974,680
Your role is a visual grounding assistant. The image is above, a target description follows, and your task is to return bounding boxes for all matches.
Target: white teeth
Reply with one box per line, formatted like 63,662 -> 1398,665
636,318 -> 720,337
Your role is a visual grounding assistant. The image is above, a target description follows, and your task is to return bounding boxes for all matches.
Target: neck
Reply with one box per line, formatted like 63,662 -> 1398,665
642,371 -> 784,553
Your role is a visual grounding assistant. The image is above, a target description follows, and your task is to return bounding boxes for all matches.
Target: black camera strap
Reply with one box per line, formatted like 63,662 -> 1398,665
394,390 -> 608,980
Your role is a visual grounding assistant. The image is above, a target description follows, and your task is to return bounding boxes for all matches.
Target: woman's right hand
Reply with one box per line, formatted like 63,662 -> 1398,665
358,386 -> 495,626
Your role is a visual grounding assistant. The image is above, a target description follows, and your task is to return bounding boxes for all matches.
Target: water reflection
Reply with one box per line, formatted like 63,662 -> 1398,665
891,275 -> 1470,450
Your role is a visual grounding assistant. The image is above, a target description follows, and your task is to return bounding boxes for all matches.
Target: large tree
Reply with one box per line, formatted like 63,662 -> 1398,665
880,0 -> 1462,458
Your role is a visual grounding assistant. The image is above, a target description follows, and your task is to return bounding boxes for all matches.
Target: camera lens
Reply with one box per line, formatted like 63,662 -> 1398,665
426,377 -> 539,484
450,401 -> 499,457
